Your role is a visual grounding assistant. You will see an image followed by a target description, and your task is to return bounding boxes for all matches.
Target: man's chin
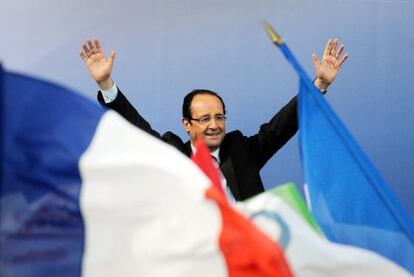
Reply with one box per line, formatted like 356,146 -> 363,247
206,140 -> 221,151
204,134 -> 224,150
207,145 -> 220,152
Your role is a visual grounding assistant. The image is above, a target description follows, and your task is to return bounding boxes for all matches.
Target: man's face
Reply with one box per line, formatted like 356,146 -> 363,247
182,94 -> 226,151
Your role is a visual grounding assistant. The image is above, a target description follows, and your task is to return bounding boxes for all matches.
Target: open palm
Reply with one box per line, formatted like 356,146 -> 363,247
80,39 -> 115,84
313,39 -> 349,88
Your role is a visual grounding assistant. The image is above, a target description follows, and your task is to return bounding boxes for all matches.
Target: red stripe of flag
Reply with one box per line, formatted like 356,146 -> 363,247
191,138 -> 293,277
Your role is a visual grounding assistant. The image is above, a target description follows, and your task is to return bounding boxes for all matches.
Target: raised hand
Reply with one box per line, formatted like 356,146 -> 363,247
80,38 -> 115,90
312,38 -> 349,91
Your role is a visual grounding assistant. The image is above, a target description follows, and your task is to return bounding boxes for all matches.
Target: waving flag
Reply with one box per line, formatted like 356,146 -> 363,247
0,66 -> 104,277
238,187 -> 411,277
262,20 -> 414,274
0,65 -> 294,276
270,182 -> 324,236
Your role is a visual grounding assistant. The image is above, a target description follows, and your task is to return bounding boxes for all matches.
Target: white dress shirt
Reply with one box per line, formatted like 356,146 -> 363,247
191,145 -> 235,203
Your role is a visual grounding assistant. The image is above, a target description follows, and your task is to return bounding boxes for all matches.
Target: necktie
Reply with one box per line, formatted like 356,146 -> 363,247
211,156 -> 235,202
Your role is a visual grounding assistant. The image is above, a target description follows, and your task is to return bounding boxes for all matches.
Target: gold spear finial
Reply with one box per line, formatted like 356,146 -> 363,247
262,20 -> 283,46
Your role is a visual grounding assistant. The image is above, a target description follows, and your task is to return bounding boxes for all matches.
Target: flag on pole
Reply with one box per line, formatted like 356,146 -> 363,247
262,20 -> 414,274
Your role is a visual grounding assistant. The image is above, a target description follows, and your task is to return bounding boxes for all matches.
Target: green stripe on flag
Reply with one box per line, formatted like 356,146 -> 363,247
270,183 -> 325,237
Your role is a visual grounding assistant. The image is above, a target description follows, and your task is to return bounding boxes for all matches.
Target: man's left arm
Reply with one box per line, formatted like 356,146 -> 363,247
247,38 -> 349,168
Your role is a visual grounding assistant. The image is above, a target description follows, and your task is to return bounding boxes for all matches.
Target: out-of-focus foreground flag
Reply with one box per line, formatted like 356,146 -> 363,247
275,39 -> 414,273
0,66 -> 293,276
237,185 -> 411,277
192,140 -> 410,276
193,140 -> 410,277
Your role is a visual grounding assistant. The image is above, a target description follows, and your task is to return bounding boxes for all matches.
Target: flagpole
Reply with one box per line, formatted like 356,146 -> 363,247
261,20 -> 319,95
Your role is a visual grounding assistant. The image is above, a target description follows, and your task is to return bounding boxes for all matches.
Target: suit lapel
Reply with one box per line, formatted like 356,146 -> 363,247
183,141 -> 192,157
220,157 -> 240,200
219,142 -> 240,201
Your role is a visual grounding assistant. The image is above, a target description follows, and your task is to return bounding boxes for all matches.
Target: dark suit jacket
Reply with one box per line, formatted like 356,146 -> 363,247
98,89 -> 298,201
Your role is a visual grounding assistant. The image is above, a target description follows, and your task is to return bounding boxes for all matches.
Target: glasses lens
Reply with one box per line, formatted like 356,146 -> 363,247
199,116 -> 211,124
215,115 -> 226,122
192,115 -> 226,124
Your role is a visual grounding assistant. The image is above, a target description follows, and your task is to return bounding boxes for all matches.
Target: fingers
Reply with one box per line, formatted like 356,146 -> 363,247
81,41 -> 91,57
87,38 -> 98,54
312,53 -> 319,65
108,50 -> 116,66
339,53 -> 349,66
323,39 -> 332,57
329,38 -> 349,66
330,38 -> 338,55
323,38 -> 349,64
79,51 -> 88,62
324,38 -> 344,57
93,38 -> 103,53
80,42 -> 91,64
80,37 -> 102,61
335,44 -> 345,59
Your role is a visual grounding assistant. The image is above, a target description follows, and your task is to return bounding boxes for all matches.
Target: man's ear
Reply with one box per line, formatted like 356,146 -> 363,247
182,118 -> 191,134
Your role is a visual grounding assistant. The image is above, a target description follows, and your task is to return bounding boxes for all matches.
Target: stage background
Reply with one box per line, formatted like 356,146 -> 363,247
1,0 -> 413,215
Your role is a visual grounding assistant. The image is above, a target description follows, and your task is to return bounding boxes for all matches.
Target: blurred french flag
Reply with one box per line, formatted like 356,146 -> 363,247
0,66 -> 104,276
0,66 -> 294,277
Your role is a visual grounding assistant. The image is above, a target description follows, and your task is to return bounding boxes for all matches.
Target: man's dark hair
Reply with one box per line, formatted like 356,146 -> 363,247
182,89 -> 226,120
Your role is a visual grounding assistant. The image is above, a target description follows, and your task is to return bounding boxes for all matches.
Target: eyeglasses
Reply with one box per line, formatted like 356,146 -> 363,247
189,115 -> 227,125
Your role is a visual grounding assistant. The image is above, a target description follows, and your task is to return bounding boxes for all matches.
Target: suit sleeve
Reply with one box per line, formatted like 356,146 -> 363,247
97,88 -> 162,138
245,96 -> 298,169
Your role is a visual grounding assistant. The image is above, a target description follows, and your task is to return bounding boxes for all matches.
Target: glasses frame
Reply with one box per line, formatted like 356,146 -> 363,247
189,114 -> 227,125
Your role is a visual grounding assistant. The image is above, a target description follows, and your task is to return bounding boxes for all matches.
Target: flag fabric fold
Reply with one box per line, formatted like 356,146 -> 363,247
0,65 -> 104,277
191,138 -> 293,276
269,182 -> 324,236
237,188 -> 411,277
0,66 -> 293,276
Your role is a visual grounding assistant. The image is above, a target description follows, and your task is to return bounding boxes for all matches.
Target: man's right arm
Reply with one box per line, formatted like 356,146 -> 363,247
80,38 -> 161,138
98,84 -> 160,137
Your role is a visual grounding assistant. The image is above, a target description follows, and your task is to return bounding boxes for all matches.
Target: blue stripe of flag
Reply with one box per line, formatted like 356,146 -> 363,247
0,65 -> 104,277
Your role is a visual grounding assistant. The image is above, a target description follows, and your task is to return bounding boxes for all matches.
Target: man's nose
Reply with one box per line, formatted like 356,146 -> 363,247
206,118 -> 219,129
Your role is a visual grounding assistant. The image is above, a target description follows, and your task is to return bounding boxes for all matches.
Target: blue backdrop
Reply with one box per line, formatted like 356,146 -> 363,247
1,0 -> 413,215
